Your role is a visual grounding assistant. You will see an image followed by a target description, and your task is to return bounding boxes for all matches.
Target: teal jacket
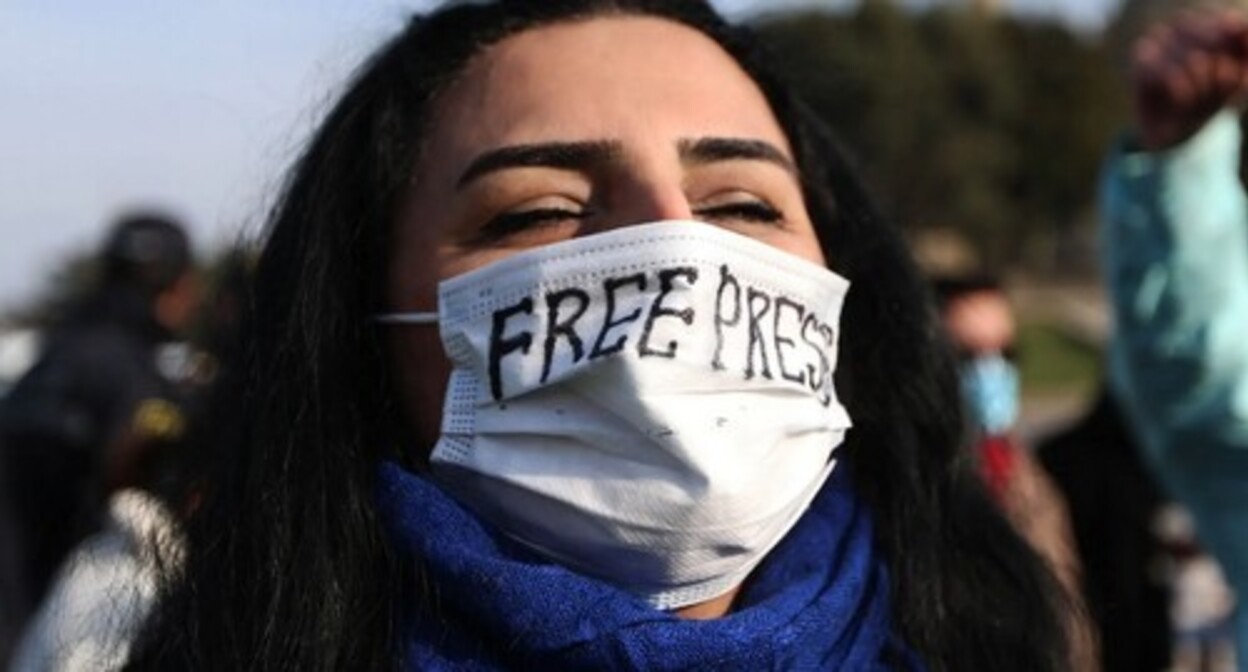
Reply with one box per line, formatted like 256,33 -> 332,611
1101,111 -> 1248,660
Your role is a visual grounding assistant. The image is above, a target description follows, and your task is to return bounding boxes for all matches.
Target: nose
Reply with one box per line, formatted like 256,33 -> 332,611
584,161 -> 693,234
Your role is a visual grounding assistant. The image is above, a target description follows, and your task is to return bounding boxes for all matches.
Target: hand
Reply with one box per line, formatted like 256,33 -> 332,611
1131,11 -> 1248,150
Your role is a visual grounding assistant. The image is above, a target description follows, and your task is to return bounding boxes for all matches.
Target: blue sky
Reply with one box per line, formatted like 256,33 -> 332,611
0,0 -> 1121,312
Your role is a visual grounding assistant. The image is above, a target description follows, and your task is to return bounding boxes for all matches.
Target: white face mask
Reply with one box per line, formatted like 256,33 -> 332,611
377,220 -> 852,610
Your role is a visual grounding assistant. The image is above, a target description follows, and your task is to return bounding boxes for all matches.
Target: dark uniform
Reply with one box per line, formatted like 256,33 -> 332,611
0,215 -> 192,662
1037,390 -> 1172,672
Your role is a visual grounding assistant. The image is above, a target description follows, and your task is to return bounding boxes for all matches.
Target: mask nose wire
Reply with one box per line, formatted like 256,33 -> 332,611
373,312 -> 439,325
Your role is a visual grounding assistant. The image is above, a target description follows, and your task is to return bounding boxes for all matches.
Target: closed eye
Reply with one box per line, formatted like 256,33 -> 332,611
693,200 -> 784,225
477,207 -> 590,243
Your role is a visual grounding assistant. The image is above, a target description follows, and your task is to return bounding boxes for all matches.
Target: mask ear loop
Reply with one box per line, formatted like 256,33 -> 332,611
373,312 -> 439,325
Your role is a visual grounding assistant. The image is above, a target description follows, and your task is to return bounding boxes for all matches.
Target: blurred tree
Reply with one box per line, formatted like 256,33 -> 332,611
754,1 -> 1128,275
5,243 -> 255,345
5,250 -> 101,328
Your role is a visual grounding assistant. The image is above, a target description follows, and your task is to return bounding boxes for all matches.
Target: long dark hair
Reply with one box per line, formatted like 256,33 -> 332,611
131,2 -> 1069,670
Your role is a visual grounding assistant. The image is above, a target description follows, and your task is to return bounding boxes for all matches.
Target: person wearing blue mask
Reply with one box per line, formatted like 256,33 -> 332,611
933,276 -> 1026,494
933,275 -> 1090,663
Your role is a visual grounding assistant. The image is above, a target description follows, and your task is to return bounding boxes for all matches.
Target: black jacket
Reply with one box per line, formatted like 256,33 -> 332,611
1037,390 -> 1171,672
0,288 -> 186,625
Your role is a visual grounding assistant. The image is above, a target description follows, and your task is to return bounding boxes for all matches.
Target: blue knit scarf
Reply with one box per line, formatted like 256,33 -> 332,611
377,462 -> 921,671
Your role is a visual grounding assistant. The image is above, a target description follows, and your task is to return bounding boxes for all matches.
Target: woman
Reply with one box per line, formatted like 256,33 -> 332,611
130,1 -> 1072,670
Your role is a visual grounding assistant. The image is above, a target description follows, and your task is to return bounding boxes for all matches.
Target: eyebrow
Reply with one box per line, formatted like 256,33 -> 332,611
678,137 -> 795,174
455,136 -> 796,190
456,141 -> 621,189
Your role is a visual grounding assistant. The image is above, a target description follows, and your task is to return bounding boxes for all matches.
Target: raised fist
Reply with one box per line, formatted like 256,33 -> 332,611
1132,11 -> 1248,149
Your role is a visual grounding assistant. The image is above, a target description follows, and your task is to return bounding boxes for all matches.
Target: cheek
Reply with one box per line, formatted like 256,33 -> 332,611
389,328 -> 452,460
770,216 -> 826,266
387,224 -> 441,313
769,194 -> 824,266
775,233 -> 825,267
387,197 -> 459,458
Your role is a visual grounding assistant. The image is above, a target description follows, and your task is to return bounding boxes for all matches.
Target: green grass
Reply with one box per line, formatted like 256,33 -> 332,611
1016,321 -> 1102,396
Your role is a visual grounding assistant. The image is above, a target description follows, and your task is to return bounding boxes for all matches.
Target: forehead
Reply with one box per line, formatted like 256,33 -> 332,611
422,15 -> 792,160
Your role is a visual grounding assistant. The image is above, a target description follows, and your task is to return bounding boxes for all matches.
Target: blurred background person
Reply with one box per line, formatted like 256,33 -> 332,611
7,243 -> 253,672
1100,2 -> 1248,669
932,274 -> 1095,669
0,213 -> 199,664
933,276 -> 1078,575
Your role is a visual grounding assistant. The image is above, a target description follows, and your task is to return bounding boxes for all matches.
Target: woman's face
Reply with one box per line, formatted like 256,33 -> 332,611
388,15 -> 825,452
